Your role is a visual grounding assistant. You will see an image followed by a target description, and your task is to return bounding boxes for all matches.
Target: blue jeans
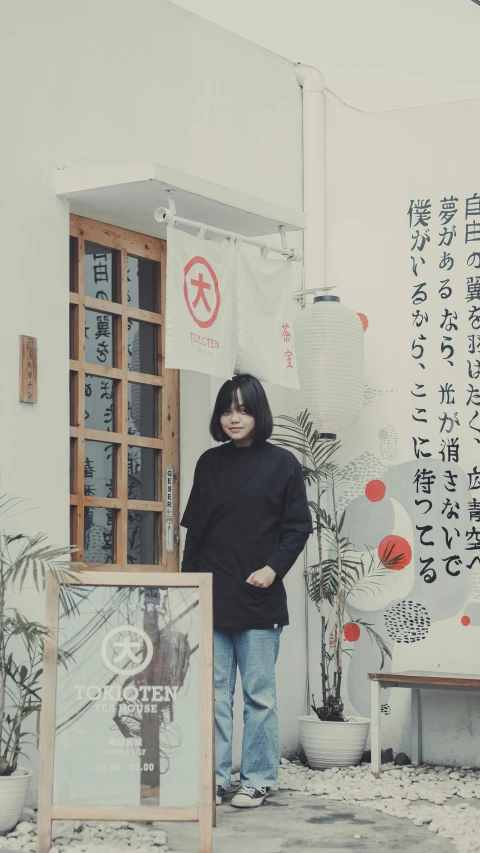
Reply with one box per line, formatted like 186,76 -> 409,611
214,627 -> 282,789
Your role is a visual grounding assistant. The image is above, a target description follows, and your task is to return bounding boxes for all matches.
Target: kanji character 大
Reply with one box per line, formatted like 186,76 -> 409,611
191,271 -> 212,311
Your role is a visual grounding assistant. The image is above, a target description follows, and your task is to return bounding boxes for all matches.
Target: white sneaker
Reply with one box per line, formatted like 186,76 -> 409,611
216,785 -> 226,805
231,786 -> 270,808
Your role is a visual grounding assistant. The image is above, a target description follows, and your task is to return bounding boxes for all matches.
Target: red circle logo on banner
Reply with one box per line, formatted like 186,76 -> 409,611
183,256 -> 221,329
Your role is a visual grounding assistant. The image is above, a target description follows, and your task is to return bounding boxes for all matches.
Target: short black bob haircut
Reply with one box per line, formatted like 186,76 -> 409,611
210,374 -> 273,444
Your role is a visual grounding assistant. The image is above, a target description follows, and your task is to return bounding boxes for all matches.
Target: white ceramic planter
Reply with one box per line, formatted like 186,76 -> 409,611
299,715 -> 370,769
0,767 -> 33,834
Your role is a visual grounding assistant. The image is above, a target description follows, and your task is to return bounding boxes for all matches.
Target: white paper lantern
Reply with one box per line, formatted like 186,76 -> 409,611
288,295 -> 365,438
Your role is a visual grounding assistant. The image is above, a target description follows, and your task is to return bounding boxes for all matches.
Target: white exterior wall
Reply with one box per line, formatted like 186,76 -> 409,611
0,0 -> 305,798
312,97 -> 480,765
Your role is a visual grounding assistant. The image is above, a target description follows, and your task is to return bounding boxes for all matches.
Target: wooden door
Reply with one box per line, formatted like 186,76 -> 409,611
69,216 -> 179,572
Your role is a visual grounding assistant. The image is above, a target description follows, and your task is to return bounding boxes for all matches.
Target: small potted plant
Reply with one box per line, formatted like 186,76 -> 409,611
274,412 -> 394,768
0,495 -> 80,833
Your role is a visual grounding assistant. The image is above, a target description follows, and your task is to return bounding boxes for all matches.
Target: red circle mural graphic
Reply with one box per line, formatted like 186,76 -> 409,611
344,623 -> 361,642
378,535 -> 412,570
358,313 -> 369,332
461,616 -> 471,627
183,255 -> 221,329
365,480 -> 386,502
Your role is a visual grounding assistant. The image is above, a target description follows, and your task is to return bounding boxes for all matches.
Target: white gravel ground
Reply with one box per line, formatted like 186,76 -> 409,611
277,759 -> 480,853
2,761 -> 480,853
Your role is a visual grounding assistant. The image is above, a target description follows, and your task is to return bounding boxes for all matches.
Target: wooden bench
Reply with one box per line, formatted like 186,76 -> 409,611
368,671 -> 480,775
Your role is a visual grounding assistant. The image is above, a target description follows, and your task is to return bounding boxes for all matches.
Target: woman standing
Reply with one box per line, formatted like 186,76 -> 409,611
181,375 -> 312,809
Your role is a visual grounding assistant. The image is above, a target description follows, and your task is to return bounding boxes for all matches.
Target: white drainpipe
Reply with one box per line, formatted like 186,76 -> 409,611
294,64 -> 326,719
294,64 -> 326,293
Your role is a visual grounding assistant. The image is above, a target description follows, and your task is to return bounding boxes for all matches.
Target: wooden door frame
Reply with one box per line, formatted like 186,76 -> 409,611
69,215 -> 179,572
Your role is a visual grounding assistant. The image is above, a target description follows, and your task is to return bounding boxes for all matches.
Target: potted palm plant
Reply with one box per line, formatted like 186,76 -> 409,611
274,412 -> 394,769
0,495 -> 80,833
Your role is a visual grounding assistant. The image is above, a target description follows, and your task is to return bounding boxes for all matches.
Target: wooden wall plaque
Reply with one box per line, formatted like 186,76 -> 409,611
19,335 -> 37,403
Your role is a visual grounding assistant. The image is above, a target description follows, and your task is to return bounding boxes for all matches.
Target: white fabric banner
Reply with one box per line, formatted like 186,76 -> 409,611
165,226 -> 237,378
234,249 -> 300,389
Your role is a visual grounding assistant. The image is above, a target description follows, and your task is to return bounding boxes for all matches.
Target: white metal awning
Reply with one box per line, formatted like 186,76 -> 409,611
56,162 -> 306,239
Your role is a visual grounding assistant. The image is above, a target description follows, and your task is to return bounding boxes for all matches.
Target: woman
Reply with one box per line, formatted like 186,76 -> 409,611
181,374 -> 312,809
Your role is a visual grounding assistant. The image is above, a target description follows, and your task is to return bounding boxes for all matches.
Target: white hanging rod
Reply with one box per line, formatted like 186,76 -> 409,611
154,207 -> 303,261
292,286 -> 337,299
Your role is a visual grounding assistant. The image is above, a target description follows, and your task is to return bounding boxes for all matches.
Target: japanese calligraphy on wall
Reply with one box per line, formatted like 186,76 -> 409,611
408,195 -> 480,585
315,193 -> 480,725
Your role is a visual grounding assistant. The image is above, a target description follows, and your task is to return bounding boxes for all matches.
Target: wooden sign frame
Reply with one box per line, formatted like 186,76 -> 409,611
37,572 -> 214,853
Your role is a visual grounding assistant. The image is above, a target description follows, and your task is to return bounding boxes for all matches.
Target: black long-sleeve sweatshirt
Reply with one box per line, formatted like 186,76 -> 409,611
180,440 -> 312,629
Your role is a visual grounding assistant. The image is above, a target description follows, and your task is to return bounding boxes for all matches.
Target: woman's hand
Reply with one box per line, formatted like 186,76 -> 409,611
246,566 -> 276,588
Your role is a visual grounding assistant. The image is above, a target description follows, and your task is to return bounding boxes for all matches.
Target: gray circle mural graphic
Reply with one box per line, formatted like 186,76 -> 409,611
384,600 -> 431,643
